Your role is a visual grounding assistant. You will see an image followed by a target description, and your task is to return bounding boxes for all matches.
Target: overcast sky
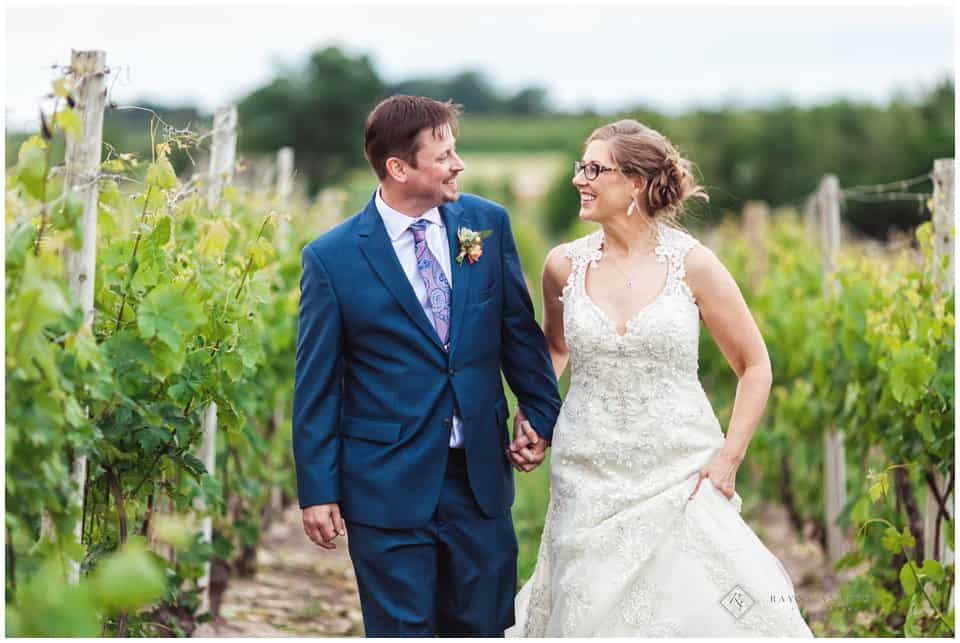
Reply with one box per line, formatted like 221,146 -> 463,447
4,2 -> 955,132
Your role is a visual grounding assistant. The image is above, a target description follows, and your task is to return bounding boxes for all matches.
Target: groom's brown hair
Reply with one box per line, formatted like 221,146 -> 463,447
364,95 -> 463,180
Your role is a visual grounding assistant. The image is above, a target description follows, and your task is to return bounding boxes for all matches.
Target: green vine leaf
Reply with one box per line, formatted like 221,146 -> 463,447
146,155 -> 177,190
53,108 -> 83,141
137,285 -> 207,354
14,136 -> 48,200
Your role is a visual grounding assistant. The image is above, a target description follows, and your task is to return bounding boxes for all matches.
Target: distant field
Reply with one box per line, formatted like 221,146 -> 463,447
458,151 -> 568,202
456,114 -> 608,154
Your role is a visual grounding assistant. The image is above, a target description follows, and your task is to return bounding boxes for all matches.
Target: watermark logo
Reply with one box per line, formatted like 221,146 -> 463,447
720,585 -> 756,619
770,593 -> 799,605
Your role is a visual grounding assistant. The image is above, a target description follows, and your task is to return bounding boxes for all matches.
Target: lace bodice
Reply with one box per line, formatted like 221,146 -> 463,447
553,223 -> 719,499
561,222 -> 701,380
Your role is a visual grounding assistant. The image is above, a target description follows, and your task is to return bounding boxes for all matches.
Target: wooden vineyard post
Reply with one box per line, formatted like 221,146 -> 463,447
817,175 -> 849,566
43,49 -> 107,585
206,106 -> 238,215
924,159 -> 955,569
742,200 -> 769,294
276,146 -> 294,250
276,146 -> 294,212
267,146 -> 294,527
803,193 -> 818,245
197,105 -> 237,615
198,400 -> 218,615
931,159 -> 955,297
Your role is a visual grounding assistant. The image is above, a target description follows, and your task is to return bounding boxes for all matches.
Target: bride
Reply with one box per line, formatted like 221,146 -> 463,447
504,120 -> 814,637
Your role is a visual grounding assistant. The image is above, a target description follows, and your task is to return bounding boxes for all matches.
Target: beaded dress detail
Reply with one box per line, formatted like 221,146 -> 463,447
506,223 -> 814,637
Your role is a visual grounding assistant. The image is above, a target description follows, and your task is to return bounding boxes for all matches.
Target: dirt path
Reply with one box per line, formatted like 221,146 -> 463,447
195,504 -> 364,637
197,499 -> 844,637
751,499 -> 855,632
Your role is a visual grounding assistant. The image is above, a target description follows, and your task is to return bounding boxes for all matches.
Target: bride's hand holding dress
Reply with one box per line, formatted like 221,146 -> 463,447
682,230 -> 784,505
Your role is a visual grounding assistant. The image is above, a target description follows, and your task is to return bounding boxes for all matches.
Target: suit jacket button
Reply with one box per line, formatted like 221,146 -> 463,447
448,368 -> 455,376
442,418 -> 453,429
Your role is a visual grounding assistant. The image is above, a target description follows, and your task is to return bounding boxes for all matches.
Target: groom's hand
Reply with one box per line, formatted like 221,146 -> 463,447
302,503 -> 346,550
508,407 -> 549,472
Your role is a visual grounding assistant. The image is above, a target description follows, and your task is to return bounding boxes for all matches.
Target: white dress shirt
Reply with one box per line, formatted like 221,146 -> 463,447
374,187 -> 464,448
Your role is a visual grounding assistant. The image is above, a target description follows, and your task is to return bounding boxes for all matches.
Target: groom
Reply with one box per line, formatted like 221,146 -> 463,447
292,95 -> 562,636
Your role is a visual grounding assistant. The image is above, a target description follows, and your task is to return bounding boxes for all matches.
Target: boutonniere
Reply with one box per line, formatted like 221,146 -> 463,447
456,227 -> 492,265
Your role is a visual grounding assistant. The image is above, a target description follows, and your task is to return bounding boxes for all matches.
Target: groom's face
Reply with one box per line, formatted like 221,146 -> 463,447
403,123 -> 465,206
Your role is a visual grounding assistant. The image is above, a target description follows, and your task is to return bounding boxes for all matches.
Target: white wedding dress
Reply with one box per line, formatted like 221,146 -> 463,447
506,223 -> 814,637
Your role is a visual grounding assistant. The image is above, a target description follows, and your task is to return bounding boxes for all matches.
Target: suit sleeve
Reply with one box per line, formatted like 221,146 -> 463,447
292,244 -> 343,508
498,208 -> 562,443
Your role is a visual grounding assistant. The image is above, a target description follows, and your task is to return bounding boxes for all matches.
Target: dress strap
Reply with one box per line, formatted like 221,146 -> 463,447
559,226 -> 699,303
655,223 -> 700,297
558,230 -> 603,304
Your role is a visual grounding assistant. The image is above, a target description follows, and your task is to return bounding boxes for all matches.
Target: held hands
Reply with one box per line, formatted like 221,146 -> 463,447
689,450 -> 743,501
507,406 -> 550,473
302,502 -> 346,549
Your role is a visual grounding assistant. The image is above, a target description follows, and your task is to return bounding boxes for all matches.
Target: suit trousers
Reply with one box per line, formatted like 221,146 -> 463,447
346,448 -> 519,637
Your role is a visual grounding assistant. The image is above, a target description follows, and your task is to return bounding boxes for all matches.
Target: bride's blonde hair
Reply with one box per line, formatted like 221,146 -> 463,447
586,119 -> 709,228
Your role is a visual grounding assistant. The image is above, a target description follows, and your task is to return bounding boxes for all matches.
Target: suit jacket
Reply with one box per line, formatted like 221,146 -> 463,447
292,191 -> 562,529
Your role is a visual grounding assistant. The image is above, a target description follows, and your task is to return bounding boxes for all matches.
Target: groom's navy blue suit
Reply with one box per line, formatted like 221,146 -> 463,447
292,191 -> 562,636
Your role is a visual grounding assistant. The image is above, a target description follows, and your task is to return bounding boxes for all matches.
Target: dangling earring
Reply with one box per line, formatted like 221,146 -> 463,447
627,197 -> 637,217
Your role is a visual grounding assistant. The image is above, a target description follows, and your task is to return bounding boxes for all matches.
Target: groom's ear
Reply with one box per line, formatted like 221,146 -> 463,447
385,157 -> 408,183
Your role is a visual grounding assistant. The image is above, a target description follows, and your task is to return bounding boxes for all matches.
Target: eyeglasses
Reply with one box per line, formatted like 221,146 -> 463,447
573,160 -> 621,181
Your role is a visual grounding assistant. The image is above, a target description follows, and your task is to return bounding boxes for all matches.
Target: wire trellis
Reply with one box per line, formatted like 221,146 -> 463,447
841,173 -> 933,196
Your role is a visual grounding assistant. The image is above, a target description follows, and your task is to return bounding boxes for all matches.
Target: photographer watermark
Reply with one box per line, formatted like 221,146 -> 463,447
720,585 -> 802,619
720,585 -> 755,619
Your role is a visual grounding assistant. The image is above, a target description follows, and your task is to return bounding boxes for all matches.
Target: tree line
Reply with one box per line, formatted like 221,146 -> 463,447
6,46 -> 953,238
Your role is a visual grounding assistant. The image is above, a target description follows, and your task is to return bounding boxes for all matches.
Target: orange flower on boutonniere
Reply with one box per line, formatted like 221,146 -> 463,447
456,227 -> 492,265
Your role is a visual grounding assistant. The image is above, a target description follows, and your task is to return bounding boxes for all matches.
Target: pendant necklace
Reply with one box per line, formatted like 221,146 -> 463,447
606,254 -> 635,288
602,229 -> 657,289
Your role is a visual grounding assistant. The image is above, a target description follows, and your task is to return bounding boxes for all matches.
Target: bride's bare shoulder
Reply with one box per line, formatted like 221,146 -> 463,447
542,242 -> 573,288
683,238 -> 737,302
543,230 -> 603,293
684,240 -> 720,274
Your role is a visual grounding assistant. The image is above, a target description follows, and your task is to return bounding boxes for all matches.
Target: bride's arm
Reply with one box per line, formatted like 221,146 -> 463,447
684,242 -> 773,470
506,243 -> 572,471
541,244 -> 573,381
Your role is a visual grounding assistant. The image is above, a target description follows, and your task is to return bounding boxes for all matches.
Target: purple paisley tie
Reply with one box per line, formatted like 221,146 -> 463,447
409,219 -> 451,347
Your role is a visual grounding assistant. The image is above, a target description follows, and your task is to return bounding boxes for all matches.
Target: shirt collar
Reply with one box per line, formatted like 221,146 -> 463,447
375,186 -> 443,242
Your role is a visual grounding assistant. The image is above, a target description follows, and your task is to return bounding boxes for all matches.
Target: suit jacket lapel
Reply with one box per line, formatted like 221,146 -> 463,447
441,201 -> 471,356
357,195 -> 445,352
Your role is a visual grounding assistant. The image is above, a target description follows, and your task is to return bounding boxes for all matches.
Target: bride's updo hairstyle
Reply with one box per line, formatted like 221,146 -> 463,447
586,119 -> 709,227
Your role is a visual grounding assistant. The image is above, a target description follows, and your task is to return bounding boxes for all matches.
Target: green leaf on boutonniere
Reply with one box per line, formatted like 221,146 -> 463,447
456,227 -> 493,265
